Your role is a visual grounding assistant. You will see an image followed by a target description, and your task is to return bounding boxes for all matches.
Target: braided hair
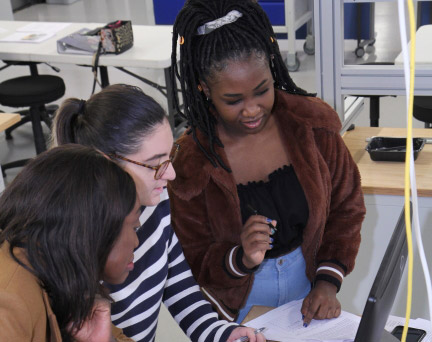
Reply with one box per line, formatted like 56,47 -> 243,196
171,0 -> 313,171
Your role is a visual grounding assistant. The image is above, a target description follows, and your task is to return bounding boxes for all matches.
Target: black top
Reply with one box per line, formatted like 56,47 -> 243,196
237,165 -> 309,259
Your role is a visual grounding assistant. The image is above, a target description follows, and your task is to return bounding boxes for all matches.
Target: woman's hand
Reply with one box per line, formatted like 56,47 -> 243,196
240,215 -> 276,269
70,297 -> 113,342
301,281 -> 341,326
226,327 -> 266,342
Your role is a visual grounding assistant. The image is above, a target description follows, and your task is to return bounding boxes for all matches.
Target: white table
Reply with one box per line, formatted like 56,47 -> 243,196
395,24 -> 432,65
0,21 -> 179,128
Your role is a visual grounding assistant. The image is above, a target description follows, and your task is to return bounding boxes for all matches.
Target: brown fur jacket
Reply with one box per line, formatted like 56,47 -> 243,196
167,90 -> 366,321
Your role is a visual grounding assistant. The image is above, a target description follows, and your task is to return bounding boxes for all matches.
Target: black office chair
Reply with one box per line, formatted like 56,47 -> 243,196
0,61 -> 65,176
413,96 -> 432,128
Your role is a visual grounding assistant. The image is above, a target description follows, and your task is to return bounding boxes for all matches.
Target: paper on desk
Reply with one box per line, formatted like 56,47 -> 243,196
0,31 -> 55,43
244,299 -> 360,342
16,22 -> 70,34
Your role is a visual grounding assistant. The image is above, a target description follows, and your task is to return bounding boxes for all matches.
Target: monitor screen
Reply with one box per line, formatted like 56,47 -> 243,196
354,205 -> 410,342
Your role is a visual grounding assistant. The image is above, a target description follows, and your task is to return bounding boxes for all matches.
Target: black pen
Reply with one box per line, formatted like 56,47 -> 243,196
246,204 -> 277,233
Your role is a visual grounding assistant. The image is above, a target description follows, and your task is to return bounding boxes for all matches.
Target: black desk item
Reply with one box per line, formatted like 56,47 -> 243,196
413,96 -> 432,129
0,61 -> 65,176
365,137 -> 425,162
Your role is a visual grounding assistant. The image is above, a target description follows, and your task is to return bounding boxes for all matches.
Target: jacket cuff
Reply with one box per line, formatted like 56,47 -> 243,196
224,245 -> 258,278
314,260 -> 347,292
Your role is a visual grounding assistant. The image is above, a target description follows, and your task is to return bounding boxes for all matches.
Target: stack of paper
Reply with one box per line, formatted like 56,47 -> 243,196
244,299 -> 432,342
0,22 -> 70,43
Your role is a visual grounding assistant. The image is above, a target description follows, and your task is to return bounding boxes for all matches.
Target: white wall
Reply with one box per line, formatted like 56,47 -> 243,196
0,0 -> 14,20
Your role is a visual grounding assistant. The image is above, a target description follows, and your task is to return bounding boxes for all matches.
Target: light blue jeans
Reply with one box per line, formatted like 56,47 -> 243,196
236,246 -> 311,323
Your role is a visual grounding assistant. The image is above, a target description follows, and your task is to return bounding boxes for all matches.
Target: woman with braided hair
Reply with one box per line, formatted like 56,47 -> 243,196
168,0 -> 366,325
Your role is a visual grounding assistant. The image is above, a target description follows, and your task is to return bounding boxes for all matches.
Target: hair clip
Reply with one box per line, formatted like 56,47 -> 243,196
270,36 -> 275,43
196,10 -> 243,35
179,36 -> 185,45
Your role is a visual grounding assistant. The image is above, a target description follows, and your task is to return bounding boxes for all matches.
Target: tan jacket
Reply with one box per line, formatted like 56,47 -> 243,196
0,242 -> 132,342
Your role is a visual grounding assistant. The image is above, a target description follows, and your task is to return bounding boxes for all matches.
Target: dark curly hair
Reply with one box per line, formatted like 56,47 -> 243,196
171,0 -> 313,171
0,144 -> 137,342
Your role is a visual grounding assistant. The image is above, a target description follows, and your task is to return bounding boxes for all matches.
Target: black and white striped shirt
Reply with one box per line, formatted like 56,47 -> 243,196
106,189 -> 237,342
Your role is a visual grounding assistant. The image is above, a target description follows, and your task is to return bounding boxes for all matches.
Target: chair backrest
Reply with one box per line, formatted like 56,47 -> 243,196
413,96 -> 432,128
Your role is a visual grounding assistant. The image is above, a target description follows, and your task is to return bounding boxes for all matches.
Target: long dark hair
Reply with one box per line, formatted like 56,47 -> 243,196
171,0 -> 313,171
53,84 -> 167,155
0,144 -> 136,342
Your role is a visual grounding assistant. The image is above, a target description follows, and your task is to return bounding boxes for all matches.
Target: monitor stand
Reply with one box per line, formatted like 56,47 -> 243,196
381,330 -> 401,342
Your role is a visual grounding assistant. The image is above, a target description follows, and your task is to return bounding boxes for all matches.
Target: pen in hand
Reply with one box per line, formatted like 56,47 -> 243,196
246,204 -> 277,233
232,327 -> 266,342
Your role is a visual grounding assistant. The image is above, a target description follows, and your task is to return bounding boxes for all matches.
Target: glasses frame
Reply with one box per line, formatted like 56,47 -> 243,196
109,143 -> 180,180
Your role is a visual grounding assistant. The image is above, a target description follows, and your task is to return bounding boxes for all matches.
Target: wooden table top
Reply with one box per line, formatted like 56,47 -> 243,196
0,113 -> 20,132
342,127 -> 432,197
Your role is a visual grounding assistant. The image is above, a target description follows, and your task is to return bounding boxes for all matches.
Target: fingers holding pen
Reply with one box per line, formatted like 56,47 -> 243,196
240,215 -> 277,269
245,204 -> 278,235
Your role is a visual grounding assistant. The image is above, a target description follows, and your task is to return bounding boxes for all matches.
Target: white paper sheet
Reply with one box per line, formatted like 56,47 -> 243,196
244,300 -> 361,342
0,31 -> 55,43
16,22 -> 70,34
244,300 -> 432,342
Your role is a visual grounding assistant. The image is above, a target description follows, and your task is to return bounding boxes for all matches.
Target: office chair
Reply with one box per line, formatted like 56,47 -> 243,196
413,96 -> 432,128
0,61 -> 65,176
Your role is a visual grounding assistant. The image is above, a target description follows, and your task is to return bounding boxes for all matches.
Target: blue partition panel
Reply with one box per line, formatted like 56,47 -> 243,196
153,0 -> 185,25
153,0 -> 371,41
419,1 -> 432,26
344,3 -> 372,40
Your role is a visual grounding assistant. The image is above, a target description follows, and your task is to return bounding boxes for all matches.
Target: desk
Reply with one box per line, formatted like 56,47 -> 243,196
0,21 -> 178,128
0,113 -> 21,192
339,126 -> 432,320
343,126 -> 432,196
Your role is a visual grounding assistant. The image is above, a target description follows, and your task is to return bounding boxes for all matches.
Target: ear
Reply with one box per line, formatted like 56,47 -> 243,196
199,80 -> 211,99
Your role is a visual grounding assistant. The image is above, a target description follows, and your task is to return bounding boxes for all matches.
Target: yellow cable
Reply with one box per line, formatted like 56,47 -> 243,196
402,0 -> 416,341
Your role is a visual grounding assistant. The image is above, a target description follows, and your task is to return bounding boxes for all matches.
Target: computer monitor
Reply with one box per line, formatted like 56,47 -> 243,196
354,206 -> 411,342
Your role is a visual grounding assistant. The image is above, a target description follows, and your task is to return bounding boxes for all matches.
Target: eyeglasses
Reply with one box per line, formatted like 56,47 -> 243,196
109,143 -> 180,180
